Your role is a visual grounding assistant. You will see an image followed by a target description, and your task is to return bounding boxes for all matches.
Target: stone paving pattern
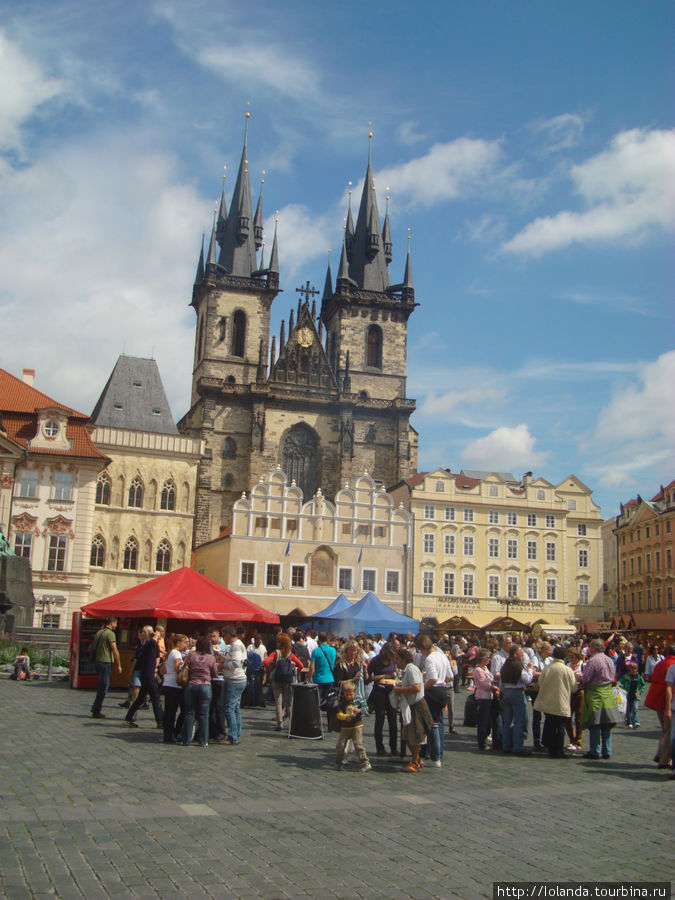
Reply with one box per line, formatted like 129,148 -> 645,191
0,679 -> 672,899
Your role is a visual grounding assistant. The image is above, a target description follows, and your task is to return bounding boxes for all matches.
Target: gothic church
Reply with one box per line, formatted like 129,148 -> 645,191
179,119 -> 418,546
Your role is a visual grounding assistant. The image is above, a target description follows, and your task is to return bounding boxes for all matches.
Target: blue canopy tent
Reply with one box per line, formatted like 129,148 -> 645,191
298,593 -> 353,630
321,591 -> 419,637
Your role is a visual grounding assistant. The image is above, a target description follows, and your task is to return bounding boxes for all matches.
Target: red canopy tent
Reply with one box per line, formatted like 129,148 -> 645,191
81,566 -> 279,624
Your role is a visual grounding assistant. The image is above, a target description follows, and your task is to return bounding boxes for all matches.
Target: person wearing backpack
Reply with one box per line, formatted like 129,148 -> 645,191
264,633 -> 304,730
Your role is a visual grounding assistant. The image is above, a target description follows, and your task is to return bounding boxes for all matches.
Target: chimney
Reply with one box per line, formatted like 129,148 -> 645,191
522,471 -> 532,487
23,368 -> 35,387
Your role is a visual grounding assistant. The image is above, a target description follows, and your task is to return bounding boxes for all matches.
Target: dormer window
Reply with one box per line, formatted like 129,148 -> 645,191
44,420 -> 59,437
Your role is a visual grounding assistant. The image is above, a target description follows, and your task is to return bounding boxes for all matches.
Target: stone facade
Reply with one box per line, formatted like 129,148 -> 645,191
194,470 -> 412,617
389,469 -> 603,630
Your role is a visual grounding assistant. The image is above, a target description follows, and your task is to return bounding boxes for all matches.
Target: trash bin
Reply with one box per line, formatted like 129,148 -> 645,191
288,683 -> 323,740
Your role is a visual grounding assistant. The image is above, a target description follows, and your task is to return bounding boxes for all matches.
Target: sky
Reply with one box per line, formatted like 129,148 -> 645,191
1,0 -> 673,519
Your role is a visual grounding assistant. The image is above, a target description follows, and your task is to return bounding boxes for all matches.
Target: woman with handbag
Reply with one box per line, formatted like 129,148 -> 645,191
162,633 -> 188,744
181,637 -> 218,748
392,647 -> 433,772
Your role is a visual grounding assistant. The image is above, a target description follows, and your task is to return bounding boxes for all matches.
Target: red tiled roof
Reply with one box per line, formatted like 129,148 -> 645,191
0,368 -> 83,416
651,480 -> 675,502
454,474 -> 481,489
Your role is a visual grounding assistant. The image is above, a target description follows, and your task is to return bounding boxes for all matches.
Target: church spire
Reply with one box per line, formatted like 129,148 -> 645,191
217,111 -> 258,277
194,233 -> 205,285
253,172 -> 265,250
348,130 -> 389,291
345,182 -> 355,262
382,189 -> 392,265
206,208 -> 218,267
268,217 -> 279,274
216,169 -> 227,248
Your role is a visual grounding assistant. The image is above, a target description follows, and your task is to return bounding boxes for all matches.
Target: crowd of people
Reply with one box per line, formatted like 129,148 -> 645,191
87,617 -> 675,777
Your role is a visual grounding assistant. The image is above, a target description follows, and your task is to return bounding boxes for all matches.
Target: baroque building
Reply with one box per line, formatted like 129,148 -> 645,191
88,356 -> 203,600
0,367 -> 108,627
179,120 -> 418,546
389,469 -> 603,631
194,470 -> 412,617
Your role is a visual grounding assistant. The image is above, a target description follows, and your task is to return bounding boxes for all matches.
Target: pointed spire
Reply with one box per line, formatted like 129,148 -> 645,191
258,242 -> 265,271
279,319 -> 285,348
311,297 -> 316,319
382,188 -> 392,265
289,309 -> 295,333
403,230 -> 414,289
348,129 -> 389,291
206,208 -> 218,267
217,110 -> 258,276
216,168 -> 227,248
194,234 -> 205,285
345,182 -> 355,262
337,237 -> 350,282
257,338 -> 266,381
253,171 -> 265,250
267,216 -> 279,274
322,254 -> 333,301
270,335 -> 277,367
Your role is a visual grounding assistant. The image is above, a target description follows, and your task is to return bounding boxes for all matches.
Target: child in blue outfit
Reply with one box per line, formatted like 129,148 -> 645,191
618,661 -> 646,728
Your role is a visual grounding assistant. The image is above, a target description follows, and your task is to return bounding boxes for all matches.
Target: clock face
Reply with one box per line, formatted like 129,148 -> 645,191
297,326 -> 313,348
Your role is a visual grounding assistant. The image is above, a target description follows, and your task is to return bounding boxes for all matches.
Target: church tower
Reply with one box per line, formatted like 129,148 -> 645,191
180,123 -> 417,547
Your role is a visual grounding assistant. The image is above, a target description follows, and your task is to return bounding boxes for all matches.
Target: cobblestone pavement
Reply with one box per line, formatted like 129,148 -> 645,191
0,678 -> 672,899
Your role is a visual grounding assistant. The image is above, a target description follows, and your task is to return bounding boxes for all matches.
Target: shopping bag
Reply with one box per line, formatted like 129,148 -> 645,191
612,686 -> 627,715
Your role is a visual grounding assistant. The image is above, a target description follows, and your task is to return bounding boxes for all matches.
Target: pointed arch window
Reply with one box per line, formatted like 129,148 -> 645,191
156,539 -> 172,572
231,310 -> 246,358
160,480 -> 176,511
223,437 -> 237,459
123,537 -> 138,570
96,473 -> 111,505
90,535 -> 105,568
128,477 -> 143,508
281,424 -> 320,500
366,325 -> 382,368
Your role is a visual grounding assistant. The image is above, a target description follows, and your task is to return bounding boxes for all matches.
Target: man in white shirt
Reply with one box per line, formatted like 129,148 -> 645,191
490,634 -> 513,680
220,626 -> 247,745
415,634 -> 452,768
305,630 -> 318,657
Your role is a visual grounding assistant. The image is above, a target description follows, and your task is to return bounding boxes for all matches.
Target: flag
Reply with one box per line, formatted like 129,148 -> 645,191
285,540 -> 291,557
357,547 -> 362,564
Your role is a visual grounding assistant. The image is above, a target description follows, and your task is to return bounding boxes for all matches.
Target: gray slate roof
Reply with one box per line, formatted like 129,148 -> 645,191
460,469 -> 517,483
91,356 -> 178,434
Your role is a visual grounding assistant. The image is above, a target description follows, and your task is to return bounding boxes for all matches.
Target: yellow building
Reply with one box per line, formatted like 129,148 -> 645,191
88,357 -> 203,600
389,469 -> 603,632
195,470 -> 412,618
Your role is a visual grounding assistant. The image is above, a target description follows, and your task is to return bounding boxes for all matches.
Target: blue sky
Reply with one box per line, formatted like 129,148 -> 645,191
1,0 -> 673,517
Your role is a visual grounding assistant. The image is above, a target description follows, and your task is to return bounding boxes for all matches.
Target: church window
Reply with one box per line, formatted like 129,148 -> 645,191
123,537 -> 138,570
90,535 -> 105,568
156,539 -> 172,572
231,310 -> 246,357
366,325 -> 382,368
160,481 -> 176,511
281,424 -> 320,500
223,437 -> 236,458
96,473 -> 111,505
128,477 -> 143,508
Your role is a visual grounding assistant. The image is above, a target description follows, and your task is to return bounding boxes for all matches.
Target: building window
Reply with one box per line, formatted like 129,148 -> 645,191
160,481 -> 176,511
362,569 -> 375,592
443,572 -> 455,595
96,474 -> 111,505
231,310 -> 246,357
507,539 -> 518,559
123,537 -> 138,570
374,525 -> 386,538
423,505 -> 435,519
385,571 -> 400,593
366,325 -> 383,368
54,471 -> 72,501
546,578 -> 557,601
90,535 -> 105,568
339,568 -> 353,591
444,507 -> 455,521
47,535 -> 67,572
223,437 -> 237,459
488,575 -> 499,598
357,524 -> 370,536
463,536 -> 474,556
128,477 -> 143,508
646,589 -> 652,610
17,469 -> 39,498
42,613 -> 61,629
488,510 -> 499,524
667,586 -> 673,609
463,574 -> 474,597
422,571 -> 434,594
423,532 -> 435,554
578,583 -> 589,605
293,565 -> 308,589
578,549 -> 589,568
488,484 -> 498,497
240,562 -> 255,586
507,576 -> 518,598
527,513 -> 537,527
14,532 -> 33,559
666,548 -> 672,569
655,550 -> 661,571
656,588 -> 661,609
463,508 -> 474,523
507,512 -> 517,526
577,523 -> 587,536
545,515 -> 555,528
255,517 -> 268,530
266,563 -> 281,587
444,534 -> 456,555
646,553 -> 651,573
545,542 -> 556,562
630,557 -> 634,575
287,520 -> 298,534
156,539 -> 172,572
281,423 -> 320,501
488,538 -> 499,558
527,577 -> 538,600
527,540 -> 537,560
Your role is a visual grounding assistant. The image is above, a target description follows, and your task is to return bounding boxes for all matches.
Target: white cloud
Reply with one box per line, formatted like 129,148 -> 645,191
0,30 -> 65,152
528,112 -> 590,154
420,386 -> 507,419
461,423 -> 549,471
502,128 -> 675,256
0,130 -> 205,419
